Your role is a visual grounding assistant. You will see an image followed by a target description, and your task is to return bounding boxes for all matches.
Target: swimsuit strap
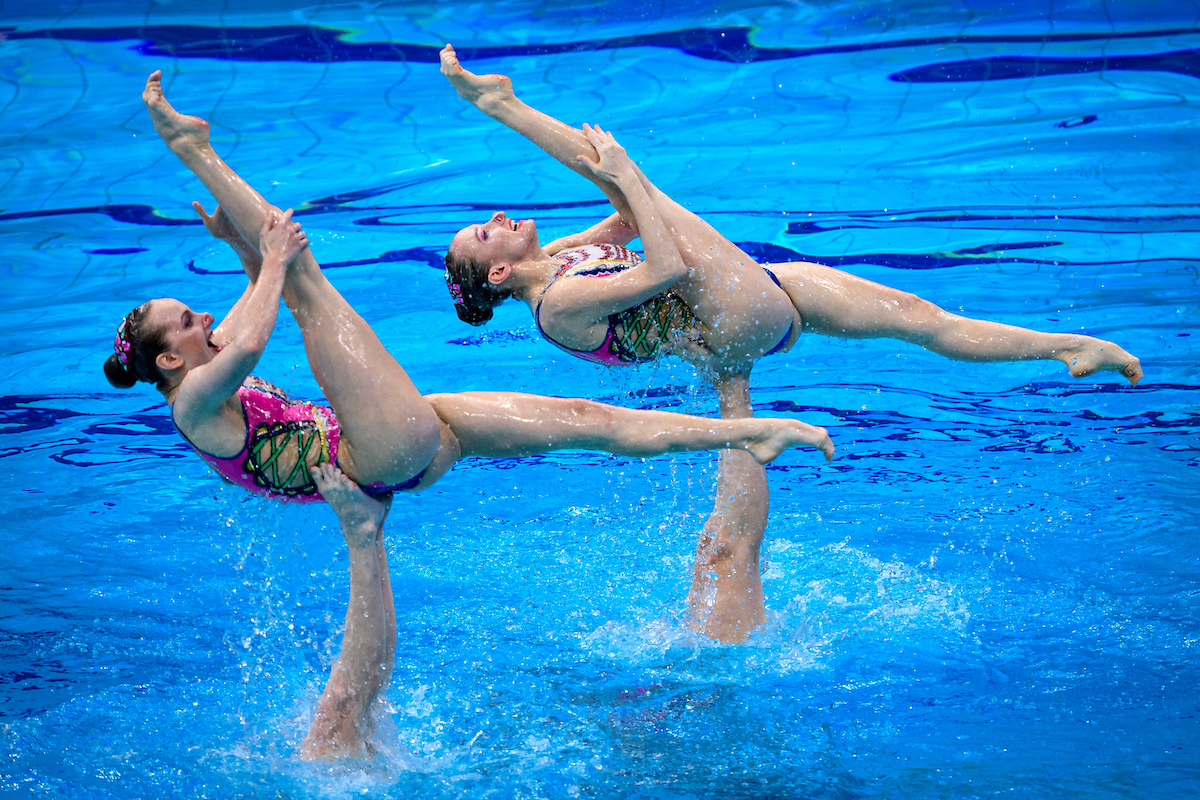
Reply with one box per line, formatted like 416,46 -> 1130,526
532,256 -> 571,319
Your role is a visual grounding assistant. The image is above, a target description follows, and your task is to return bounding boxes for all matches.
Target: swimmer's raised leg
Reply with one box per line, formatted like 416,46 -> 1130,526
143,70 -> 442,486
686,374 -> 768,643
770,261 -> 1144,386
440,44 -> 634,222
441,46 -> 798,363
300,464 -> 394,761
421,391 -> 834,468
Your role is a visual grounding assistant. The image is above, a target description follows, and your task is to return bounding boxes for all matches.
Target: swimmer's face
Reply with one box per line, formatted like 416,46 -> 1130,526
449,211 -> 538,268
145,298 -> 218,368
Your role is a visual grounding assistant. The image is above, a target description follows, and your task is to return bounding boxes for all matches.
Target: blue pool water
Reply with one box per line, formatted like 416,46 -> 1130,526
2,1 -> 1198,796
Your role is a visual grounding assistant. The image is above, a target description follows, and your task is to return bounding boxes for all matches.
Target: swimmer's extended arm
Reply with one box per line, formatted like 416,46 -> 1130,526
543,211 -> 638,255
172,210 -> 305,425
542,126 -> 687,326
194,201 -> 266,349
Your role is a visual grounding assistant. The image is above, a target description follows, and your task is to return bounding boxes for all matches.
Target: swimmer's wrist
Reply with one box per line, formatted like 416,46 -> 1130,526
259,251 -> 287,272
612,169 -> 640,188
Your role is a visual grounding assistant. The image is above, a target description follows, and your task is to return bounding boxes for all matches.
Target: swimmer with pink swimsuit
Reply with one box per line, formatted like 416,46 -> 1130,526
109,72 -> 832,513
104,71 -> 837,761
531,244 -> 790,367
437,46 -> 1143,644
169,375 -> 424,502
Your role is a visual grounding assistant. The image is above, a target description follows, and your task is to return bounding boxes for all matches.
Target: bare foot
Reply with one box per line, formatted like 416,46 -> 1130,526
311,464 -> 391,550
747,419 -> 834,464
1059,336 -> 1143,387
439,44 -> 515,113
141,69 -> 211,154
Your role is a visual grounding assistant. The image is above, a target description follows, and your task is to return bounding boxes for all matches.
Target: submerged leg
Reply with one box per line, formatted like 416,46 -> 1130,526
142,71 -> 441,484
300,465 -> 395,761
686,374 -> 768,643
770,260 -> 1143,385
439,47 -> 796,361
422,391 -> 833,464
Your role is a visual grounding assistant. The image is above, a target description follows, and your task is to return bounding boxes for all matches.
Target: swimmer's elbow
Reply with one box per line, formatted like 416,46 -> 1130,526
662,258 -> 688,283
229,331 -> 270,363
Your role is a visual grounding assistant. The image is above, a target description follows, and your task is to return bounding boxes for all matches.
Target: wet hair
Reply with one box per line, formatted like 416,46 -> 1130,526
103,301 -> 170,390
444,250 -> 512,326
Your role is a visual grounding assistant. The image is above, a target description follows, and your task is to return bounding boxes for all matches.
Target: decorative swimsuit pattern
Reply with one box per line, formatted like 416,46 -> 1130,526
173,376 -> 423,502
532,243 -> 793,366
533,244 -> 695,366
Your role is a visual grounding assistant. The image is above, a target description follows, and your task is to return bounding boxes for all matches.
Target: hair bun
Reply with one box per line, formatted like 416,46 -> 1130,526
103,353 -> 139,389
456,304 -> 493,327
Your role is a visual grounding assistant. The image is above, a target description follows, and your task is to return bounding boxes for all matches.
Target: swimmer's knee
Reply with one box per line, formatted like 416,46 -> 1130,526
569,397 -> 613,423
903,291 -> 947,321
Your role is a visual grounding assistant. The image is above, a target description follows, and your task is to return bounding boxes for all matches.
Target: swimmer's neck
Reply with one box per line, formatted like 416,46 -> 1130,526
509,250 -> 565,304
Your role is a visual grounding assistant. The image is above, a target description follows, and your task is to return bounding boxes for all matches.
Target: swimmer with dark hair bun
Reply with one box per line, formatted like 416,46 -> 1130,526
111,72 -> 842,756
109,71 -> 834,509
437,44 -> 1145,643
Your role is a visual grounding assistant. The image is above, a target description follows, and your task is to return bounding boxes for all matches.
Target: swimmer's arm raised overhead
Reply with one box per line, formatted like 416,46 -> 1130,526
195,201 -> 265,349
541,125 -> 688,328
543,211 -> 638,255
172,210 -> 306,426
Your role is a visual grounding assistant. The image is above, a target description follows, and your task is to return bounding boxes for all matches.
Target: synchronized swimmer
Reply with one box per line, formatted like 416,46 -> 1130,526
107,70 -> 832,758
439,44 -> 1142,388
436,43 -> 1143,642
106,54 -> 1144,758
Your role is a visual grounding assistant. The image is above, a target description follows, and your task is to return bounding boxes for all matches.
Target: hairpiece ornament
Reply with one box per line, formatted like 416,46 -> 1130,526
113,318 -> 132,366
445,270 -> 467,307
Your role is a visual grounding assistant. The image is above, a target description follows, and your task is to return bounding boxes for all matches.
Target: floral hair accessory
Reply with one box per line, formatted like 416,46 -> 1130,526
445,270 -> 466,307
113,318 -> 132,366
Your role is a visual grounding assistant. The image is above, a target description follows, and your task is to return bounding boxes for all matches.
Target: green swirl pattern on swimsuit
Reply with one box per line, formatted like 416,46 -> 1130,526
613,291 -> 694,361
243,419 -> 332,499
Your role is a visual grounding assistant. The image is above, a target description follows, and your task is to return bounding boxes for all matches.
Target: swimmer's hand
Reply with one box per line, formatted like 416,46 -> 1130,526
259,208 -> 309,268
576,124 -> 637,185
193,201 -> 246,244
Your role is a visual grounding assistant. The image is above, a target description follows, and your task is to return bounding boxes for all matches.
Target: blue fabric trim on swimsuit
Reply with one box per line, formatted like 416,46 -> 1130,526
360,467 -> 426,495
762,267 -> 793,357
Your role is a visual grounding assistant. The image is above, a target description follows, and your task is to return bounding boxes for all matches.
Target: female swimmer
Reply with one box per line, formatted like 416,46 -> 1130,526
438,45 -> 1143,643
104,71 -> 832,510
440,45 -> 1142,387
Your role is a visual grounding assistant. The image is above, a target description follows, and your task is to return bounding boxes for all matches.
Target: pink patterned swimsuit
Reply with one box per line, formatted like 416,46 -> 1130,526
172,376 -> 423,502
532,244 -> 695,366
532,244 -> 791,366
